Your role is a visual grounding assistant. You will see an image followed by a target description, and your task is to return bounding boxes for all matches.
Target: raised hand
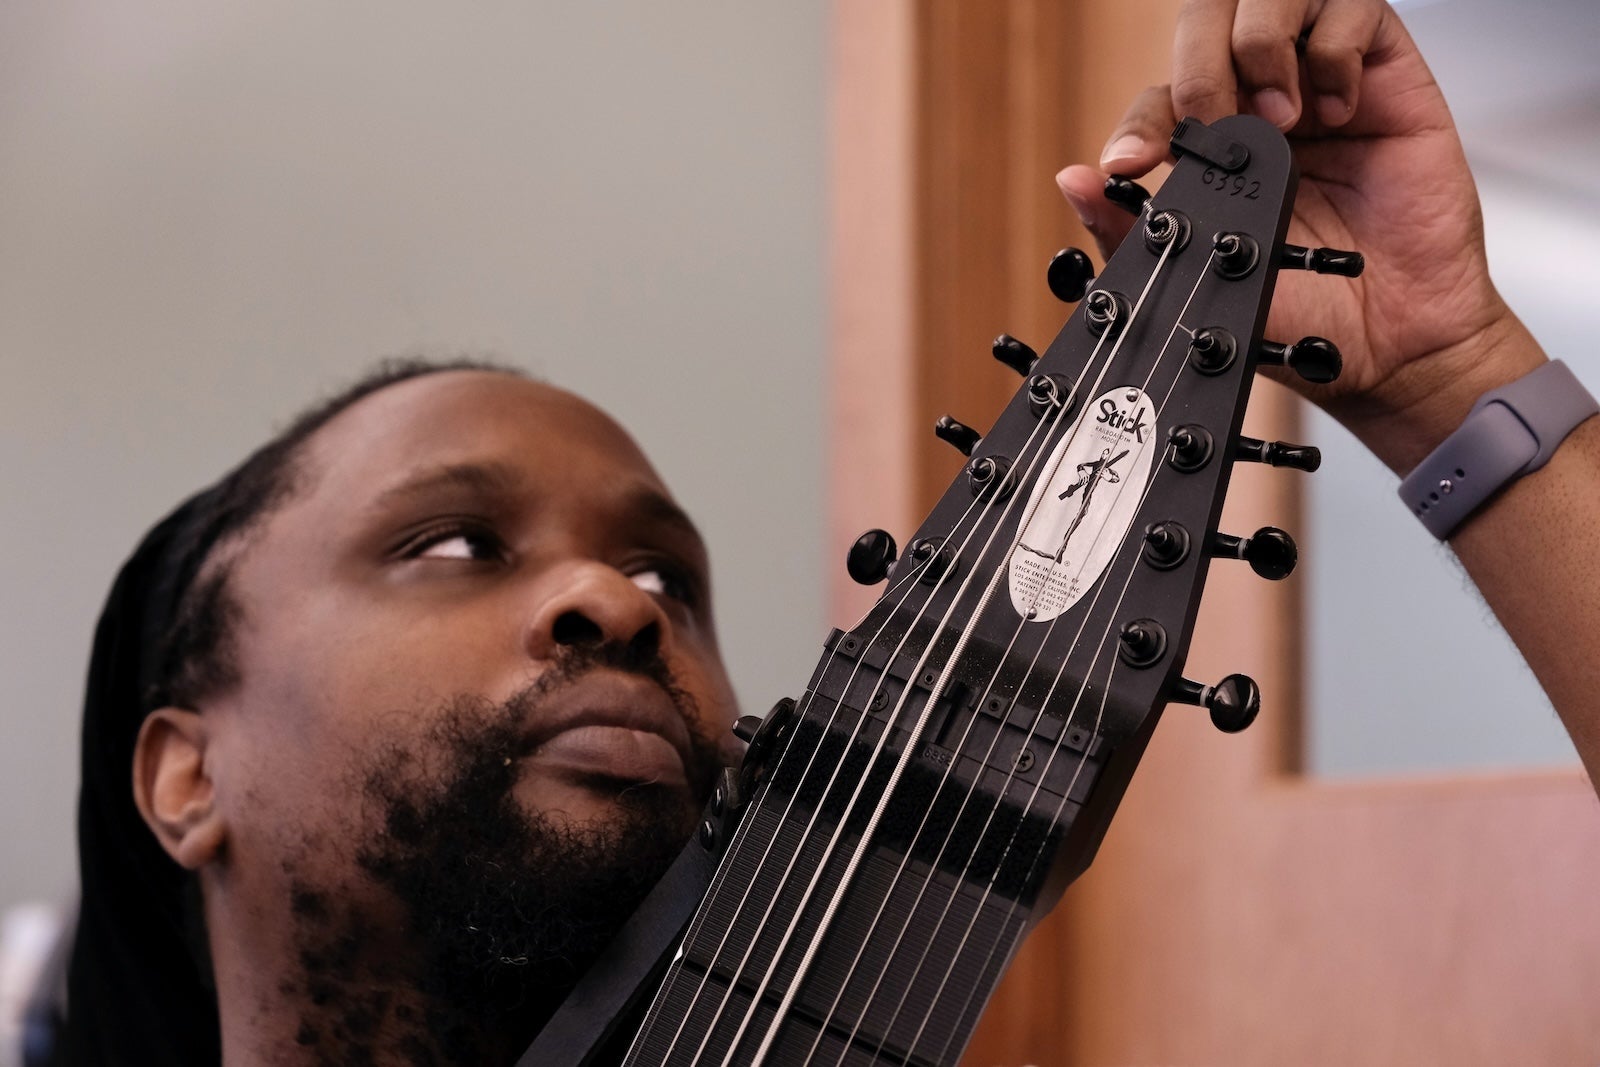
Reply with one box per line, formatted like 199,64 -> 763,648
1054,0 -> 1545,473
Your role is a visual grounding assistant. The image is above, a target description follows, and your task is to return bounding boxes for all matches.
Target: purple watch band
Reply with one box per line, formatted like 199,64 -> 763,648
1398,360 -> 1598,540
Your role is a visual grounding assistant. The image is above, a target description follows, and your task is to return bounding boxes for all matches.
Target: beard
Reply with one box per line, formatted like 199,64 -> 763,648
284,641 -> 726,1066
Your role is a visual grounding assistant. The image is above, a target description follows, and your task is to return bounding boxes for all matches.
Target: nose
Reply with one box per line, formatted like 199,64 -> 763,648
524,561 -> 669,663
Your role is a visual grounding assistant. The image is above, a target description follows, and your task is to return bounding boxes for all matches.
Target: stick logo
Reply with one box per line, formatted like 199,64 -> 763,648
1009,385 -> 1155,622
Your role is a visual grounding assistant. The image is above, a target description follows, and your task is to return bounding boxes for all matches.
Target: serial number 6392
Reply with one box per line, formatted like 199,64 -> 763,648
1202,166 -> 1261,199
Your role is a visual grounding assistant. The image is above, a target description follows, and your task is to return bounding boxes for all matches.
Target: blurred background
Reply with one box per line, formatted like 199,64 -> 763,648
0,5 -> 828,1056
3,0 -> 1598,1063
1,0 -> 827,910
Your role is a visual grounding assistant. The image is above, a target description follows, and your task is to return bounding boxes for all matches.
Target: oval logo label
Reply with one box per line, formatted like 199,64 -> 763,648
1008,385 -> 1156,622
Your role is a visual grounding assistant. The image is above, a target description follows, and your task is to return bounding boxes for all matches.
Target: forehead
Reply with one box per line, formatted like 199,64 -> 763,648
295,370 -> 667,508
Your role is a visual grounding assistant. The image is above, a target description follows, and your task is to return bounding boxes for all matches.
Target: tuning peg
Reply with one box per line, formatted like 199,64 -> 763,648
846,529 -> 897,585
1118,618 -> 1167,668
1235,435 -> 1321,472
1212,232 -> 1260,279
1257,336 -> 1342,384
1047,247 -> 1094,303
1172,674 -> 1260,733
1211,526 -> 1297,580
1188,327 -> 1237,375
992,334 -> 1038,376
1279,242 -> 1365,277
1142,521 -> 1190,569
934,415 -> 982,456
735,696 -> 798,799
1084,289 -> 1129,337
1168,425 -> 1214,472
1104,174 -> 1152,215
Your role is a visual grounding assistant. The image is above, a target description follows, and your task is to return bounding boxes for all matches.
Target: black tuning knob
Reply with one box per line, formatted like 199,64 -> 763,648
732,714 -> 764,744
1211,526 -> 1297,580
1235,435 -> 1321,472
1279,242 -> 1365,277
1047,247 -> 1095,303
1172,674 -> 1260,733
1104,174 -> 1152,215
992,333 -> 1038,377
846,529 -> 897,585
735,696 -> 798,797
1257,336 -> 1342,384
934,415 -> 982,456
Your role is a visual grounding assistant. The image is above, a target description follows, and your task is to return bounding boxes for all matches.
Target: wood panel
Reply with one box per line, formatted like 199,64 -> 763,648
829,1 -> 1600,1064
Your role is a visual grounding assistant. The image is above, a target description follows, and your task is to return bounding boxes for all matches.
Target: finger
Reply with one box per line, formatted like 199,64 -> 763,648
1171,0 -> 1241,123
1230,0 -> 1314,129
1301,0 -> 1386,127
1055,164 -> 1137,261
1099,84 -> 1179,175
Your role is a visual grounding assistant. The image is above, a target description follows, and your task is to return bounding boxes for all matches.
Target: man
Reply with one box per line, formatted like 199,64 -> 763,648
64,363 -> 741,1064
54,0 -> 1600,1064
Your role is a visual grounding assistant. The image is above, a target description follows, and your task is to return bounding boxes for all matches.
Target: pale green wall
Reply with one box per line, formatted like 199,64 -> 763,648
0,2 -> 826,911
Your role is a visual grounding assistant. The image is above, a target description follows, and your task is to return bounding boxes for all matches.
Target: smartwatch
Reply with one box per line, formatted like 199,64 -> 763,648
1398,360 -> 1597,540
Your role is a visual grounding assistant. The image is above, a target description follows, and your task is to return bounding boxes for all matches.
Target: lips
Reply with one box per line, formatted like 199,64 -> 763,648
519,670 -> 694,788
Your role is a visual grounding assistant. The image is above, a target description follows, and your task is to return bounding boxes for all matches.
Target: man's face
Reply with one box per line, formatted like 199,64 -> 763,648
210,369 -> 736,820
193,371 -> 739,1049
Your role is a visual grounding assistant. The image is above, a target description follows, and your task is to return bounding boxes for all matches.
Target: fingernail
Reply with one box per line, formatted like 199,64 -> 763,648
1253,89 -> 1297,129
1314,93 -> 1351,126
1100,135 -> 1145,171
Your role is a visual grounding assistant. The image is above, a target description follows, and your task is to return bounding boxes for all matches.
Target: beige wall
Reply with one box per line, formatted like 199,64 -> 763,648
0,2 -> 826,911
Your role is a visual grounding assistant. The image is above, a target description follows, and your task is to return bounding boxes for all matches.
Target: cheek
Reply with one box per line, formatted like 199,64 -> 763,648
673,644 -> 739,739
235,593 -> 508,738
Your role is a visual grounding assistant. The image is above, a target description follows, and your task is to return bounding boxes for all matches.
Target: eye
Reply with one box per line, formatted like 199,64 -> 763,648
630,564 -> 699,607
397,522 -> 508,563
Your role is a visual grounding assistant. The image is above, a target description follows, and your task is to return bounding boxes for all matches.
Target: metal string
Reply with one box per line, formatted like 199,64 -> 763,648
648,498 -> 972,1066
658,390 -> 1071,1066
909,248 -> 1222,1066
826,235 -> 1198,1065
757,234 -> 1183,1066
722,392 -> 1085,1066
622,557 -> 933,1066
725,308 -> 1133,1064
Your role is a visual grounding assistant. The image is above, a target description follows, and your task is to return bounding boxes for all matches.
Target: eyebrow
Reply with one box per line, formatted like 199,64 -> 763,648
621,486 -> 707,555
372,461 -> 526,508
370,461 -> 706,552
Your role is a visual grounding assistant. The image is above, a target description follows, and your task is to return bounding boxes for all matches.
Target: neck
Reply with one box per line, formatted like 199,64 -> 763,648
623,698 -> 1059,1065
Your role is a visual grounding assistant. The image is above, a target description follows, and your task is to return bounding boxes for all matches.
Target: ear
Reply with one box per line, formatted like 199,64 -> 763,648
132,708 -> 227,870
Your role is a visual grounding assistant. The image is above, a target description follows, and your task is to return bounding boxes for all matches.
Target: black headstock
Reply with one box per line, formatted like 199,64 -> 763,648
844,114 -> 1320,756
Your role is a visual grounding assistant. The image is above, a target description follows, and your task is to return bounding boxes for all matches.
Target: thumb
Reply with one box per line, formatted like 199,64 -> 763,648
1055,164 -> 1137,262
